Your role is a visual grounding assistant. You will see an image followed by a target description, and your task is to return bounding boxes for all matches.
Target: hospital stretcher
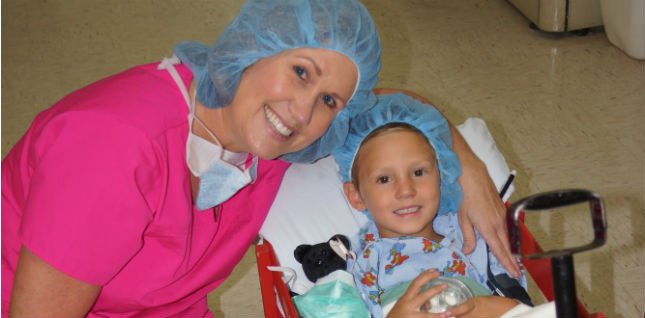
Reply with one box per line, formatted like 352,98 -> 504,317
255,89 -> 608,318
256,217 -> 605,318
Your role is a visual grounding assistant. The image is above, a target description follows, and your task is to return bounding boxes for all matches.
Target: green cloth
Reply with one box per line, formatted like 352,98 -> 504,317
293,279 -> 370,318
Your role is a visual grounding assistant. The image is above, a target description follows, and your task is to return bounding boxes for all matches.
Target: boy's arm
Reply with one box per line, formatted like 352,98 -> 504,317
444,295 -> 519,318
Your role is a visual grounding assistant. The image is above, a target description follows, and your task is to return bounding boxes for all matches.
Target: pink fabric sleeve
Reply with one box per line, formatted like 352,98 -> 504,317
19,110 -> 161,286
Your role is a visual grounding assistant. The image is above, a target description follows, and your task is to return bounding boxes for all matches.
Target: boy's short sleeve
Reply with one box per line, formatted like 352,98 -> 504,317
19,111 -> 160,285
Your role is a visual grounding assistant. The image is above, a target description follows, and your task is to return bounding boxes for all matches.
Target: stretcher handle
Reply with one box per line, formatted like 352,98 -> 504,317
507,189 -> 607,259
551,254 -> 577,318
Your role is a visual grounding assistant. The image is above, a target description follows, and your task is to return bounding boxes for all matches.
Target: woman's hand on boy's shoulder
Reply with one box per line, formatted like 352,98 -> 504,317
457,159 -> 522,278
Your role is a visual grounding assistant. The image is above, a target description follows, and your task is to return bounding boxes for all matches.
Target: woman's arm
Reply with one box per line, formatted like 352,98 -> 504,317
448,122 -> 520,277
9,246 -> 101,317
373,88 -> 520,277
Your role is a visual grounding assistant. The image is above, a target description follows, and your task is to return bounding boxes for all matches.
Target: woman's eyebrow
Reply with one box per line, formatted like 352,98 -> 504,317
297,55 -> 322,76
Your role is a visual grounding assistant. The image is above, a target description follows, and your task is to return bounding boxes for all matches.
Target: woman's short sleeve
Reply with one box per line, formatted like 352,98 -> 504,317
19,110 -> 160,286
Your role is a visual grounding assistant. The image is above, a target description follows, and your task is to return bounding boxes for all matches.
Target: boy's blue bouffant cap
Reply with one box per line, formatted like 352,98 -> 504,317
331,92 -> 463,216
173,0 -> 381,163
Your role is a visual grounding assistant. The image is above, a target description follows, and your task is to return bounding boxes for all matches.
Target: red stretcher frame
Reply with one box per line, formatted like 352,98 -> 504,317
255,88 -> 606,318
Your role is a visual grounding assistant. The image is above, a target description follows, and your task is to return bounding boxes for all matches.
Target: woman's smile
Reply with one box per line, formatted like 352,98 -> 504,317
264,105 -> 293,137
222,47 -> 357,159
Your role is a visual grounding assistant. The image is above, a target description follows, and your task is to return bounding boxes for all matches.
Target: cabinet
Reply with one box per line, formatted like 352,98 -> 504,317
506,0 -> 603,32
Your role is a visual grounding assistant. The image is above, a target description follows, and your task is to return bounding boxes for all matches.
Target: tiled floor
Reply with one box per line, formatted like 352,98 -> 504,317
2,0 -> 643,317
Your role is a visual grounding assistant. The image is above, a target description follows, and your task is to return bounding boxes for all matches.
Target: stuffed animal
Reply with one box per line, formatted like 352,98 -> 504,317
294,234 -> 350,283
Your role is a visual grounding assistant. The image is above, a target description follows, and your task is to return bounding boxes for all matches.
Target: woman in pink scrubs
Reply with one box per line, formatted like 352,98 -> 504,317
2,0 -> 519,317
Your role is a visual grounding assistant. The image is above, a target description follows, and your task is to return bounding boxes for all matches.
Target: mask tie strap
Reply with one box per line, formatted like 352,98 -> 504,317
158,55 -> 191,108
158,55 -> 209,146
191,113 -> 223,148
159,55 -> 201,144
247,155 -> 259,183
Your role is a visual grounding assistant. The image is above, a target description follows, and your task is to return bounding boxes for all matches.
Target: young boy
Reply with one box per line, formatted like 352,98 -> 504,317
331,93 -> 528,317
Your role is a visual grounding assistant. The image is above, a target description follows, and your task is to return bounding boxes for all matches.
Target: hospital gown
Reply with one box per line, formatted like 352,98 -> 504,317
348,213 -> 522,318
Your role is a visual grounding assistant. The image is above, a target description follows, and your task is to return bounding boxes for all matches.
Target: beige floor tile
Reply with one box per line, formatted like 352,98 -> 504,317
2,0 -> 643,317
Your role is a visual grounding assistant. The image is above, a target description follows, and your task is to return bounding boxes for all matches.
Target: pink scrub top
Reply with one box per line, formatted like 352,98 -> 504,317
1,62 -> 290,317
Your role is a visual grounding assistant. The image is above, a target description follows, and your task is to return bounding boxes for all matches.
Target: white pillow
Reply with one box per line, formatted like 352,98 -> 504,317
456,118 -> 515,202
259,117 -> 514,295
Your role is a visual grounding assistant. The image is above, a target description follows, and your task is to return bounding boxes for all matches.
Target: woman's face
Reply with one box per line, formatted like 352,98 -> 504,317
218,48 -> 358,159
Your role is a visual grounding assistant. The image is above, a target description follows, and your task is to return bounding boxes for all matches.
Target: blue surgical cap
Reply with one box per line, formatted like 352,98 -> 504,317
332,92 -> 463,216
173,0 -> 381,163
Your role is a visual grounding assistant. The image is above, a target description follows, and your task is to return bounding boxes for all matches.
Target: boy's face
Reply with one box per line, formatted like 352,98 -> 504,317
344,129 -> 441,238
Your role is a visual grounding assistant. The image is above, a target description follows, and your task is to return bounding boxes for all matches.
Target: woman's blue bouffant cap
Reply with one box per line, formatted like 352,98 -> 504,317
173,0 -> 381,163
332,92 -> 463,216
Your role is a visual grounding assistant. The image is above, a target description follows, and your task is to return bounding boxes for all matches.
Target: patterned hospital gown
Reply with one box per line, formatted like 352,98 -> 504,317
347,213 -> 523,318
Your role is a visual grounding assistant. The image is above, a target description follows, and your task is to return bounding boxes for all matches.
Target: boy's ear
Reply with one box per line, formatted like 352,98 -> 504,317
343,182 -> 366,211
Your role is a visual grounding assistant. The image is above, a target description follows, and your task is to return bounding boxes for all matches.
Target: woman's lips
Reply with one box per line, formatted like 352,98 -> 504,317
264,105 -> 293,137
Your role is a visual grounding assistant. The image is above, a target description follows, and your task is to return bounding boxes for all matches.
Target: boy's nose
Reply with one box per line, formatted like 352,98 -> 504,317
396,178 -> 416,198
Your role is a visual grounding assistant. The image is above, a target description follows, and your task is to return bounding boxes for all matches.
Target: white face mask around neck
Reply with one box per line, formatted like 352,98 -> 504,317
158,56 -> 258,210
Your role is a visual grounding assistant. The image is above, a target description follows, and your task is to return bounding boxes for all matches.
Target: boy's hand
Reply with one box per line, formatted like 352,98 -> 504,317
444,295 -> 519,318
387,269 -> 448,318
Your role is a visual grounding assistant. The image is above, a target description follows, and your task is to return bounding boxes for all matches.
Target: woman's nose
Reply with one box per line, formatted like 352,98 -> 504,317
290,93 -> 316,126
396,178 -> 416,199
